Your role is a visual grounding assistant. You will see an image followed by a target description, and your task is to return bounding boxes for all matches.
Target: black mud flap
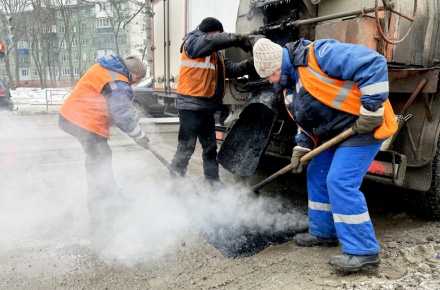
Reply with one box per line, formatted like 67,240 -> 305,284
366,150 -> 407,186
218,90 -> 281,177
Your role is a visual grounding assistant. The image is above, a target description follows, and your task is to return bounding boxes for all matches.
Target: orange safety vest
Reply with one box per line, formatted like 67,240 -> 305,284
177,45 -> 226,98
297,42 -> 397,139
59,64 -> 129,139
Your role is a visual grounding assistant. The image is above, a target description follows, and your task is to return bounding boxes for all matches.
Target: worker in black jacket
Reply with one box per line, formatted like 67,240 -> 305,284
171,17 -> 253,189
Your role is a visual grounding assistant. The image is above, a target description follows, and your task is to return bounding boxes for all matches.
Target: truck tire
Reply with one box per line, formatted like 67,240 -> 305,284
405,138 -> 440,220
132,101 -> 146,121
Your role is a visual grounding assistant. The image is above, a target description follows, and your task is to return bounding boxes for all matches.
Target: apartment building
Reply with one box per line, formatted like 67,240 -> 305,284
5,0 -> 147,88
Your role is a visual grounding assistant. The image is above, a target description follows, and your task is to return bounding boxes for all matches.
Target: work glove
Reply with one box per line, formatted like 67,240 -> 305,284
235,33 -> 253,53
353,106 -> 384,134
133,131 -> 150,149
291,146 -> 311,174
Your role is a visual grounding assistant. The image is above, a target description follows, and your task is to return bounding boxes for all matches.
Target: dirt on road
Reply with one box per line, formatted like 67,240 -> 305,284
0,111 -> 439,290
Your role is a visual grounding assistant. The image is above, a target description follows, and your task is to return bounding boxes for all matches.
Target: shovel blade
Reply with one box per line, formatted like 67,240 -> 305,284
218,91 -> 280,177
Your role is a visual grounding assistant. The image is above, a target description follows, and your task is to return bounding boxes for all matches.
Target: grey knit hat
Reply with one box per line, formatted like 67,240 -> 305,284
124,55 -> 146,78
253,38 -> 283,78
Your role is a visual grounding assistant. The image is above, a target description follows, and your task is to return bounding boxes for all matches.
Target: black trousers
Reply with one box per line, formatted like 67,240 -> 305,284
171,109 -> 219,181
58,115 -> 118,215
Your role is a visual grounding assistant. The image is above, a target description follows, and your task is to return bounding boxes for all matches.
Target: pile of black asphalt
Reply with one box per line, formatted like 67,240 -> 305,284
202,205 -> 308,259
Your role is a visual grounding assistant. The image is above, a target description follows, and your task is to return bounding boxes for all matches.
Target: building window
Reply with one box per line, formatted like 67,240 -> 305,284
19,55 -> 29,63
117,35 -> 126,44
17,41 -> 29,49
59,25 -> 65,33
71,39 -> 77,47
82,53 -> 88,61
21,69 -> 29,76
79,9 -> 85,17
57,11 -> 62,19
60,40 -> 67,49
32,69 -> 37,76
81,38 -> 88,47
62,68 -> 70,76
74,68 -> 80,75
97,18 -> 110,28
97,2 -> 111,12
61,54 -> 69,62
70,26 -> 77,33
72,53 -> 78,61
81,23 -> 87,32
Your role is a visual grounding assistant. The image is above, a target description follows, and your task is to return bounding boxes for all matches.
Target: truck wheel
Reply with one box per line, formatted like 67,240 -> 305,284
405,139 -> 440,220
132,101 -> 146,121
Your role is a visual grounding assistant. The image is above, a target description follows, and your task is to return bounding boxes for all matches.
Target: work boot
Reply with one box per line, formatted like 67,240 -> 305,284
329,253 -> 380,272
204,178 -> 224,193
294,233 -> 339,247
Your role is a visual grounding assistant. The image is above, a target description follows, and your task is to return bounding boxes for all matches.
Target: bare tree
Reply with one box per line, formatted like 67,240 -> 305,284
52,0 -> 77,86
85,0 -> 145,56
26,1 -> 56,88
0,0 -> 32,89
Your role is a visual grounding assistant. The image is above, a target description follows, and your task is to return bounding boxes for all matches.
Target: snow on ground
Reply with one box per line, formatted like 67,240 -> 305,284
7,87 -> 179,124
10,87 -> 69,112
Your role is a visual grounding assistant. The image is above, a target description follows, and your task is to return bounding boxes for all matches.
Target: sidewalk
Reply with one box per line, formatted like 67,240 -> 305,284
4,87 -> 179,123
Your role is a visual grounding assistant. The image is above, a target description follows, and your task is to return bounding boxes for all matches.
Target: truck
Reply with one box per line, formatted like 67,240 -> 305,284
215,0 -> 440,220
147,0 -> 440,220
137,0 -> 238,118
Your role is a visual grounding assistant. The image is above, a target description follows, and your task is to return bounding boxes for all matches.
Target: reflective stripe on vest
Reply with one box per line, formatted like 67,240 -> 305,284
297,42 -> 397,139
59,64 -> 129,139
177,44 -> 222,98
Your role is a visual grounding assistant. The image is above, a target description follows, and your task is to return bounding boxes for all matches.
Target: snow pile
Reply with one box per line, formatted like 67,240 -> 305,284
10,87 -> 70,111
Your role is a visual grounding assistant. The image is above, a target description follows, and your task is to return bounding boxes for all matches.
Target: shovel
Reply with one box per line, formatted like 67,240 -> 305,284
145,143 -> 200,194
145,143 -> 173,172
251,127 -> 356,194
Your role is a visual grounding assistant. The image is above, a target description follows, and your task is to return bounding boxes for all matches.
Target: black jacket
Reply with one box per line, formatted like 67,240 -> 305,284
176,29 -> 249,113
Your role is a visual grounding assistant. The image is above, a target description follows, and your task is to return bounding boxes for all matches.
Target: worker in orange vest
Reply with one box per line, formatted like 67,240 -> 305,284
172,17 -> 254,190
59,55 -> 149,237
252,37 -> 397,272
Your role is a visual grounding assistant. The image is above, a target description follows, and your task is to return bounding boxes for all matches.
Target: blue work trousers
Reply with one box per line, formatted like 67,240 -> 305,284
306,144 -> 381,255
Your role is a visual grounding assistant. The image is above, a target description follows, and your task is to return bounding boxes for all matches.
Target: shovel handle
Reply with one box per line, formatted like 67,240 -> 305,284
299,127 -> 356,163
251,127 -> 356,193
145,143 -> 173,172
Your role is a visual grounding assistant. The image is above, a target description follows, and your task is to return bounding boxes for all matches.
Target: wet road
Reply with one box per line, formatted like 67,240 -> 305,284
0,113 -> 195,288
0,112 -> 409,289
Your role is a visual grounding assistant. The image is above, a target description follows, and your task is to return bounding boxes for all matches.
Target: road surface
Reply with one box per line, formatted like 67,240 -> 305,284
0,110 -> 439,289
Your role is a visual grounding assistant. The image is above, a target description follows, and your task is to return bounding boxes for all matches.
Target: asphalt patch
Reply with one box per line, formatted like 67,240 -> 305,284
202,208 -> 308,259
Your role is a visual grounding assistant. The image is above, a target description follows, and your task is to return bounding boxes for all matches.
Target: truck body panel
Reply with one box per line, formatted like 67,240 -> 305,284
216,0 -> 440,219
150,0 -> 239,95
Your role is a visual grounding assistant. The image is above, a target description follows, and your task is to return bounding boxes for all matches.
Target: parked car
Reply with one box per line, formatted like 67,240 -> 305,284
0,79 -> 13,111
132,77 -> 178,119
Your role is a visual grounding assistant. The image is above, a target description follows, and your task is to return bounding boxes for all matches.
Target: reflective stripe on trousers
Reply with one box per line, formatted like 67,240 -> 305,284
306,144 -> 381,255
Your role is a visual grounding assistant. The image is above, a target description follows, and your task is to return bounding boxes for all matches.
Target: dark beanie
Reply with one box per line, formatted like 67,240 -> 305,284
198,17 -> 224,33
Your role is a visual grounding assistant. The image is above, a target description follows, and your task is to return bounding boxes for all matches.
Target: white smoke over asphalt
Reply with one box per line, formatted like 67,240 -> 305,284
1,88 -> 308,267
97,177 -> 308,265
